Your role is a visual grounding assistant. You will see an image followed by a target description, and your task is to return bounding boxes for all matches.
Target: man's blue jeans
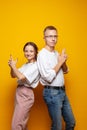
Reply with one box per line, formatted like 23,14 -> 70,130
43,87 -> 76,130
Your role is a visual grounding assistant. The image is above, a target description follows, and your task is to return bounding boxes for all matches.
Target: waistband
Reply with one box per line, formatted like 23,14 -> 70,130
17,84 -> 33,89
44,85 -> 65,90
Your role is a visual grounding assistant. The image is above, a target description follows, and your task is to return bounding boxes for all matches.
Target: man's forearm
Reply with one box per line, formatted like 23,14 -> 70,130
62,62 -> 69,73
53,62 -> 63,74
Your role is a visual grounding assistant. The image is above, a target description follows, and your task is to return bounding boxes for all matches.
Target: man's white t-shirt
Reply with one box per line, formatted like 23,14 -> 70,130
37,48 -> 64,87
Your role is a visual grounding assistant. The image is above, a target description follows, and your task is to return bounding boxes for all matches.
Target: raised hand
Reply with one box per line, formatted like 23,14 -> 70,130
58,49 -> 68,65
61,49 -> 68,60
8,55 -> 18,68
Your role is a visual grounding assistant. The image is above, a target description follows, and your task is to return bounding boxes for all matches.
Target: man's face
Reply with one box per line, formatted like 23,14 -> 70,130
44,29 -> 58,48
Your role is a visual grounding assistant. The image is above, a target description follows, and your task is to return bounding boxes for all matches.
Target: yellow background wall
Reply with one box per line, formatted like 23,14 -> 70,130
0,0 -> 87,130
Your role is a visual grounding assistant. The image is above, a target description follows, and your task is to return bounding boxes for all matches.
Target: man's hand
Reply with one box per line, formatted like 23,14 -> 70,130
61,49 -> 68,61
58,49 -> 67,65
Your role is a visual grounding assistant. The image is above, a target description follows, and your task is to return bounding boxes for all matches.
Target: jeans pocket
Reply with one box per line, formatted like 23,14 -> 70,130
50,89 -> 59,95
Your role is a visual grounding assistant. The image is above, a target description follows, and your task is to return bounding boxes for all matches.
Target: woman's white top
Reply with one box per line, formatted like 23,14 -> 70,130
37,48 -> 64,87
18,61 -> 40,88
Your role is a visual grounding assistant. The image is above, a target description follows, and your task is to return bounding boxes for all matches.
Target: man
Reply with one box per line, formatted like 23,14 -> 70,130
37,26 -> 75,130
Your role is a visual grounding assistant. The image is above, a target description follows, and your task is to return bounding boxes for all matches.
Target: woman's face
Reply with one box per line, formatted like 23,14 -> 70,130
24,45 -> 36,62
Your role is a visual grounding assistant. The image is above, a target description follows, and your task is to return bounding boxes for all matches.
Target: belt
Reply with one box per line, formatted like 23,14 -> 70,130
44,85 -> 65,90
18,85 -> 33,89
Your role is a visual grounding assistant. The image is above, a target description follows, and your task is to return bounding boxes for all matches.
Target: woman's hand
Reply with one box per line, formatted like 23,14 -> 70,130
8,55 -> 18,68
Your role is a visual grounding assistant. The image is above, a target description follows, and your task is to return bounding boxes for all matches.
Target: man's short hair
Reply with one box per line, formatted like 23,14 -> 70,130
43,25 -> 57,34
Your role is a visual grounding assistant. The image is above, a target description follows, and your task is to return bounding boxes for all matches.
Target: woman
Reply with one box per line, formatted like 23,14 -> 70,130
8,42 -> 40,130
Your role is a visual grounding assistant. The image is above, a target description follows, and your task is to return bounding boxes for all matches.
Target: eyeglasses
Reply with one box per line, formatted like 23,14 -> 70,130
45,35 -> 58,38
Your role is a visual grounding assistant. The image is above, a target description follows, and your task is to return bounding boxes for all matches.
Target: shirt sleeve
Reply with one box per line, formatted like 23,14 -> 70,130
37,53 -> 56,83
18,63 -> 39,85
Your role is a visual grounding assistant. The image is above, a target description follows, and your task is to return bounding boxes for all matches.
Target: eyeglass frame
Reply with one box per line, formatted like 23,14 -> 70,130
44,35 -> 58,39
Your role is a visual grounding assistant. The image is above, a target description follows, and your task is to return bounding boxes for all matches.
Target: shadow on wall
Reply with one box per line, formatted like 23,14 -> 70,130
28,83 -> 51,130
